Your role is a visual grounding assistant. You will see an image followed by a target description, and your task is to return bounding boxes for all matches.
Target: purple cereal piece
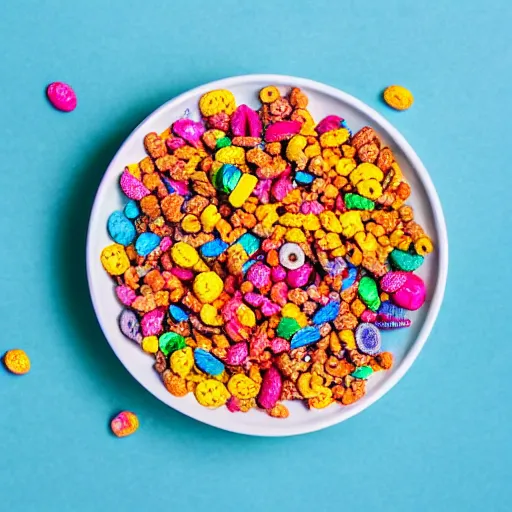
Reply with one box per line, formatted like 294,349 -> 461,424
271,172 -> 293,202
120,170 -> 150,200
381,271 -> 409,293
300,200 -> 324,215
119,310 -> 142,344
160,236 -> 172,251
247,262 -> 271,289
225,342 -> 249,365
253,178 -> 272,204
243,292 -> 265,307
140,307 -> 166,337
115,285 -> 136,306
257,366 -> 283,409
166,136 -> 186,151
355,323 -> 382,355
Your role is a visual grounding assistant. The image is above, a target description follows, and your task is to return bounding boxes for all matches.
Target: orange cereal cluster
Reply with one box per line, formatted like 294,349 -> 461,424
100,85 -> 433,417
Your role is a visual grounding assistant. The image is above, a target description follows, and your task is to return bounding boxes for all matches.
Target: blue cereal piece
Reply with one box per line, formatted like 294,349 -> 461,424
378,301 -> 406,319
194,348 -> 225,376
235,233 -> 260,256
200,239 -> 229,258
107,211 -> 136,246
295,171 -> 314,185
242,259 -> 257,274
290,326 -> 321,350
169,305 -> 189,323
219,164 -> 242,193
312,301 -> 340,325
135,232 -> 161,257
124,200 -> 140,220
342,264 -> 358,290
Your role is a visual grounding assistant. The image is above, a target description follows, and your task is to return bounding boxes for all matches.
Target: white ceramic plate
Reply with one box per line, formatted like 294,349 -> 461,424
86,74 -> 448,437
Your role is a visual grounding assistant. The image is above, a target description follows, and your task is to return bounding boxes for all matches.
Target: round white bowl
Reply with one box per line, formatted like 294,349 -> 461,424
86,74 -> 448,436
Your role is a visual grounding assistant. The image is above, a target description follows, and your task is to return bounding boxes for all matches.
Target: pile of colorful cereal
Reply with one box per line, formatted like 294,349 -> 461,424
100,85 -> 433,417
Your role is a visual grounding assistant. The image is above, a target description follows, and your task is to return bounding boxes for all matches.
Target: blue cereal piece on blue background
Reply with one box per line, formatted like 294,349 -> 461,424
295,171 -> 314,185
107,211 -> 136,246
200,239 -> 229,258
194,348 -> 225,376
235,233 -> 260,256
312,301 -> 340,325
169,305 -> 189,323
290,326 -> 321,350
135,232 -> 161,257
124,200 -> 140,220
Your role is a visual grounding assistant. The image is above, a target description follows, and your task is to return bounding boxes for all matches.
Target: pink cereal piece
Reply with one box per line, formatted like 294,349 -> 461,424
270,337 -> 290,354
335,194 -> 346,212
247,263 -> 272,289
392,273 -> 426,311
166,136 -> 186,151
141,307 -> 166,337
244,292 -> 264,307
249,331 -> 270,357
225,342 -> 249,365
271,174 -> 293,202
225,319 -> 246,342
166,178 -> 189,196
257,366 -> 283,409
170,267 -> 194,280
381,271 -> 409,293
361,310 -> 378,323
264,120 -> 302,142
172,119 -> 205,148
120,170 -> 150,200
231,104 -> 263,137
160,236 -> 172,252
271,265 -> 287,282
111,411 -> 139,437
115,285 -> 137,306
46,82 -> 77,112
300,200 -> 324,215
270,282 -> 288,306
286,263 -> 313,288
226,396 -> 241,413
253,179 -> 272,204
316,115 -> 343,135
260,298 -> 281,317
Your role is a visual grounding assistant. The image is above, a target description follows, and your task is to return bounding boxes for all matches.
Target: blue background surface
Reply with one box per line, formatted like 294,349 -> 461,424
1,1 -> 510,510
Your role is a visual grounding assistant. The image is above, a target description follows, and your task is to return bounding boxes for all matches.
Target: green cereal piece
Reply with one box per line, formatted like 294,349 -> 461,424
358,276 -> 381,311
216,137 -> 231,149
276,317 -> 301,340
389,249 -> 424,271
351,366 -> 374,379
344,193 -> 375,211
159,332 -> 186,356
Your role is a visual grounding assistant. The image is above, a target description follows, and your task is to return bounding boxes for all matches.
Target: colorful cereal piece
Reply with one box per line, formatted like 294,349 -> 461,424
213,164 -> 242,193
194,348 -> 225,376
124,200 -> 140,219
194,379 -> 230,408
351,366 -> 374,379
135,233 -> 161,257
383,85 -> 414,111
344,193 -> 375,211
159,332 -> 186,356
193,271 -> 224,303
199,89 -> 236,117
358,276 -> 381,312
172,118 -> 205,148
276,317 -> 301,340
392,273 -> 426,311
257,366 -> 282,409
228,173 -> 258,207
46,82 -> 77,112
265,121 -> 302,142
312,301 -> 340,325
169,305 -> 189,323
290,326 -> 321,350
200,239 -> 229,258
380,271 -> 409,293
3,349 -> 31,375
235,233 -> 260,256
279,243 -> 305,270
295,171 -> 314,185
107,211 -> 136,246
225,342 -> 248,365
111,411 -> 139,437
355,323 -> 381,355
120,170 -> 150,200
119,309 -> 142,343
316,115 -> 342,134
101,244 -> 130,276
389,249 -> 424,271
231,104 -> 262,137
171,242 -> 200,268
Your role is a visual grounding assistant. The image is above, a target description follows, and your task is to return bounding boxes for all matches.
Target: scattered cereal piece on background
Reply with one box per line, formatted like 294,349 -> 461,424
111,411 -> 139,437
46,82 -> 77,112
383,85 -> 414,111
3,349 -> 31,375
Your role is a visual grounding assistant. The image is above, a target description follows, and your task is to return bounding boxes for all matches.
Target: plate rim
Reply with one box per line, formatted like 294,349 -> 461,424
86,74 -> 449,437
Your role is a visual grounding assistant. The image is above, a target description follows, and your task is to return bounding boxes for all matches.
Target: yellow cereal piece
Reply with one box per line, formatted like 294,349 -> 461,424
357,178 -> 383,200
193,259 -> 210,272
281,303 -> 308,327
194,379 -> 230,408
320,211 -> 343,233
354,232 -> 378,252
309,386 -> 334,409
383,85 -> 414,111
279,213 -> 304,228
302,214 -> 321,231
297,373 -> 319,398
339,211 -> 364,238
318,232 -> 343,250
304,142 -> 321,158
3,349 -> 30,375
286,135 -> 308,168
285,228 -> 307,243
193,271 -> 224,303
296,109 -> 317,136
236,304 -> 256,327
319,128 -> 350,148
331,246 -> 347,257
414,236 -> 434,256
171,242 -> 200,268
142,336 -> 159,354
170,347 -> 194,378
324,184 -> 339,199
255,203 -> 278,222
228,174 -> 258,208
259,85 -> 280,103
101,244 -> 130,276
349,163 -> 384,186
340,330 -> 356,349
181,214 -> 201,233
216,146 -> 246,165
335,157 -> 357,176
125,163 -> 141,180
200,304 -> 224,326
199,89 -> 236,117
380,292 -> 390,302
227,373 -> 260,399
200,204 -> 221,233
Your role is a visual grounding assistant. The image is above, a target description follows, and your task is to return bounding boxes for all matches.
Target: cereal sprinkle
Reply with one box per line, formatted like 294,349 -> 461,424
99,85 -> 433,417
